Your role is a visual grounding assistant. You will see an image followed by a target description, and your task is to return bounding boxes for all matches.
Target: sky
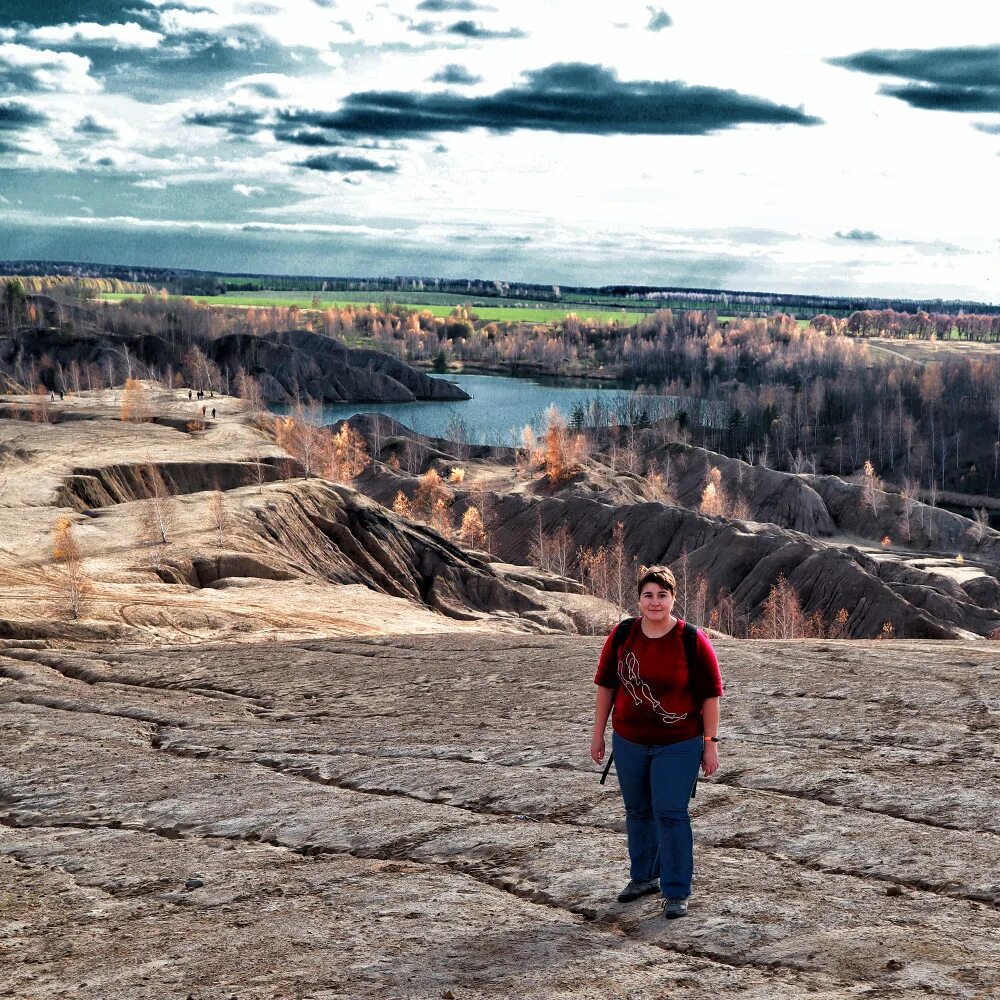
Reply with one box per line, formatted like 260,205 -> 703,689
0,1 -> 998,300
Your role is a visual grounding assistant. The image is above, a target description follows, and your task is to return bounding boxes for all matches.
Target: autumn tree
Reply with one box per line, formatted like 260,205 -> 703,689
51,516 -> 90,619
32,384 -> 50,423
543,405 -> 573,484
430,497 -> 453,537
275,401 -> 326,479
700,466 -> 729,518
327,424 -> 369,482
828,608 -> 850,639
120,378 -> 153,423
458,506 -> 488,549
414,468 -> 448,519
646,458 -> 676,505
392,490 -> 414,518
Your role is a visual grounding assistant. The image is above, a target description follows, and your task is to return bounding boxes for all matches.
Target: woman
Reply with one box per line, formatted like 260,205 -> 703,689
591,564 -> 723,919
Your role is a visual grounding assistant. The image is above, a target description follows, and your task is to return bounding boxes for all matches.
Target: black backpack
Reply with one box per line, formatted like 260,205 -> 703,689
599,617 -> 702,791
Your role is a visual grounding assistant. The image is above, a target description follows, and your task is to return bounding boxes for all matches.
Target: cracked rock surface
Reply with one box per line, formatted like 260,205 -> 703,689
1,634 -> 998,999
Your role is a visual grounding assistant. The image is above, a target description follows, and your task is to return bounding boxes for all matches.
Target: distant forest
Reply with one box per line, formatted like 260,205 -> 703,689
3,281 -> 1000,506
1,259 -> 997,318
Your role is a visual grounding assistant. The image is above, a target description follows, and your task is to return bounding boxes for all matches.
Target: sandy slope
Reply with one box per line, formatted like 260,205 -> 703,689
0,387 -> 601,646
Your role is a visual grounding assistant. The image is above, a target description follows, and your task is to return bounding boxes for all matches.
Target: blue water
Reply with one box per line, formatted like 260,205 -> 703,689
273,373 -> 718,446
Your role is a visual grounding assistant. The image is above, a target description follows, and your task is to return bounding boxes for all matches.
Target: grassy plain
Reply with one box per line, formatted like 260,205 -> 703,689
863,336 -> 1000,363
98,291 -> 647,325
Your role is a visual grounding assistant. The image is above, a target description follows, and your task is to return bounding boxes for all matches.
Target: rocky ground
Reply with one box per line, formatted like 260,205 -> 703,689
1,386 -> 998,999
1,633 -> 998,999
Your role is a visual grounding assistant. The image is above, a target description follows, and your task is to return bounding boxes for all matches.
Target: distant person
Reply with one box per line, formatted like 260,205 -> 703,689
592,564 -> 723,920
201,405 -> 206,416
59,390 -> 64,400
188,389 -> 192,400
211,407 -> 216,419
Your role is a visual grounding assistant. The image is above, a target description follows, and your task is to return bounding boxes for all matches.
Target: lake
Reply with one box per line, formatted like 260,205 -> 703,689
272,373 -> 724,446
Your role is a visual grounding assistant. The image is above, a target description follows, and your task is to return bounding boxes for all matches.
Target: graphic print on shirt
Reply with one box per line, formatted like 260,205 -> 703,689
618,650 -> 688,725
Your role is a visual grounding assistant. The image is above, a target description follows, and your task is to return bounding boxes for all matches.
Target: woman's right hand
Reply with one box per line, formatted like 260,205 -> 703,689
591,733 -> 606,764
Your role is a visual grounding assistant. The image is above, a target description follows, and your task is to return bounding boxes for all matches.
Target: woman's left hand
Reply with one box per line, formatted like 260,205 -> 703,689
701,743 -> 720,776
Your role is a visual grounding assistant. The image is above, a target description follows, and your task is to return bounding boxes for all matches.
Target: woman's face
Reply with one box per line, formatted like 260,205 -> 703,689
639,584 -> 674,621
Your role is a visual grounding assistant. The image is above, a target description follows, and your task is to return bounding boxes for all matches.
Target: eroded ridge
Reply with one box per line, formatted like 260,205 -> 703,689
1,634 -> 998,999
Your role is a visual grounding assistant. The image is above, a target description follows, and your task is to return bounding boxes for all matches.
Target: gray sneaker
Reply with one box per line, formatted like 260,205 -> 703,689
662,897 -> 689,919
617,878 -> 660,903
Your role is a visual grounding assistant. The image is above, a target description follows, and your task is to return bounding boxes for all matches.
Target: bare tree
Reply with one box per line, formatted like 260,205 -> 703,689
244,435 -> 268,494
859,460 -> 884,517
136,464 -> 176,545
750,575 -> 807,639
234,369 -> 265,414
208,489 -> 228,546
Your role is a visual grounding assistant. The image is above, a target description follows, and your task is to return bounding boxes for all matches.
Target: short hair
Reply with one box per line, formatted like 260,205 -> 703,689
637,564 -> 676,597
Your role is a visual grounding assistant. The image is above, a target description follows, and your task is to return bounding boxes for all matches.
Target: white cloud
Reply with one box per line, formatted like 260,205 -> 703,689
0,42 -> 99,93
134,179 -> 168,189
233,183 -> 265,196
27,21 -> 164,50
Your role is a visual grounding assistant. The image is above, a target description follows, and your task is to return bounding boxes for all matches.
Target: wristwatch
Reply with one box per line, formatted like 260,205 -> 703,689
705,736 -> 720,742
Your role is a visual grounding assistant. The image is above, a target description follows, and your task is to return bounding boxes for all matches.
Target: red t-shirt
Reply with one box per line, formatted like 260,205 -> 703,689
593,618 -> 724,746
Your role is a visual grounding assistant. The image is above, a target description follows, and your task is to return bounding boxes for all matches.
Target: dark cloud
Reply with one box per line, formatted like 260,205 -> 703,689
429,64 -> 482,85
446,20 -> 526,39
646,7 -> 672,31
828,45 -> 1000,87
73,114 -> 116,136
0,103 -> 46,155
184,105 -> 268,137
274,126 -> 338,146
298,152 -> 397,173
3,1 -> 159,28
828,45 -> 1000,115
279,62 -> 822,139
240,80 -> 282,98
417,0 -> 493,10
878,84 -> 1000,113
0,101 -> 49,130
835,229 -> 880,242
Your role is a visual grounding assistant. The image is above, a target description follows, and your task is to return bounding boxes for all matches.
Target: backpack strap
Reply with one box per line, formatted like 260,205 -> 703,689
681,621 -> 699,670
681,620 -> 702,800
609,616 -> 638,664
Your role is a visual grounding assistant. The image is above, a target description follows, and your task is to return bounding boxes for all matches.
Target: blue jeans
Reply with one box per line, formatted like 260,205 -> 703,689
612,732 -> 703,899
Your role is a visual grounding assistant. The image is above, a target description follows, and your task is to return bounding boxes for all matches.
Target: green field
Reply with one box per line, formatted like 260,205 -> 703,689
98,291 -> 647,325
